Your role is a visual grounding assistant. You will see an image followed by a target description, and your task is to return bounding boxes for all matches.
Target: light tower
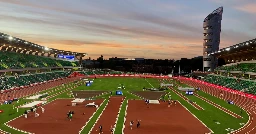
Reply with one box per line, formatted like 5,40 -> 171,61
203,7 -> 223,71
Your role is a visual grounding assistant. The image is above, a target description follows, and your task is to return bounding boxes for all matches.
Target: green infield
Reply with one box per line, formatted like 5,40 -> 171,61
161,79 -> 249,134
0,77 -> 250,134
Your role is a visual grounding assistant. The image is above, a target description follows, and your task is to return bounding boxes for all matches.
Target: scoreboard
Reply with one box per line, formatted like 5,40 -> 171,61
57,54 -> 75,61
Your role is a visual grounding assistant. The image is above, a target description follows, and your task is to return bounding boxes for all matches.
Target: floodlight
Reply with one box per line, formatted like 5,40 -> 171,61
8,36 -> 13,40
225,48 -> 230,51
44,47 -> 49,51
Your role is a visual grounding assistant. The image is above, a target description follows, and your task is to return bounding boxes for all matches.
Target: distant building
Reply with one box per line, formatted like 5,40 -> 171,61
203,7 -> 223,72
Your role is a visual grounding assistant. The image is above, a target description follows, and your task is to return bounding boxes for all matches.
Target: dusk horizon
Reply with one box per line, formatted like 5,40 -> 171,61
0,0 -> 255,60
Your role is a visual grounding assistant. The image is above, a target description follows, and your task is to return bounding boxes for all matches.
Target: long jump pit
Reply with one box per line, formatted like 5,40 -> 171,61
124,100 -> 211,134
8,99 -> 103,134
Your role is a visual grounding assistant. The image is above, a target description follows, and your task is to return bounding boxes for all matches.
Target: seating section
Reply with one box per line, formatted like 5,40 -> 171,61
78,70 -> 136,75
216,63 -> 256,72
203,75 -> 256,95
0,71 -> 72,91
0,51 -> 79,69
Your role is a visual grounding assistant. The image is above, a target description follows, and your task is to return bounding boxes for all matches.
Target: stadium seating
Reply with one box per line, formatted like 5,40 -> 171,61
203,74 -> 256,94
0,51 -> 79,70
0,71 -> 72,91
216,61 -> 256,73
78,70 -> 137,75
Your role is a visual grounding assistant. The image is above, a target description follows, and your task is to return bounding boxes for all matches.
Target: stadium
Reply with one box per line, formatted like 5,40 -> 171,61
0,5 -> 256,134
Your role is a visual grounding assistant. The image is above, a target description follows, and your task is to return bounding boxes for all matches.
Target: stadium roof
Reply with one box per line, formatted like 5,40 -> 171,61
0,32 -> 87,57
204,6 -> 223,22
210,38 -> 256,58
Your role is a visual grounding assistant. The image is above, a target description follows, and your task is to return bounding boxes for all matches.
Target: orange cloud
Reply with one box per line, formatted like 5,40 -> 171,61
235,3 -> 256,14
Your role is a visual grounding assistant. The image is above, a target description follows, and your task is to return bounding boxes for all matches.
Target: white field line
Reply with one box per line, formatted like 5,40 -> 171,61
231,109 -> 252,134
194,95 -> 241,118
88,98 -> 110,134
168,87 -> 204,110
145,78 -> 155,88
113,99 -> 126,133
179,79 -> 252,134
177,100 -> 214,133
122,100 -> 129,134
79,99 -> 107,134
5,82 -> 79,134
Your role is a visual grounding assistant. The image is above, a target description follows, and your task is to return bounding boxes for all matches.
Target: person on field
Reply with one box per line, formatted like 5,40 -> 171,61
168,100 -> 171,107
68,111 -> 73,121
98,125 -> 103,133
35,112 -> 40,117
67,110 -> 71,119
137,120 -> 141,128
110,125 -> 114,134
24,110 -> 28,118
174,100 -> 177,105
130,120 -> 134,130
41,107 -> 45,113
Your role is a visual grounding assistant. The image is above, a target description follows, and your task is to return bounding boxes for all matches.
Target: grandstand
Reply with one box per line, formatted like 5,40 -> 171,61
0,32 -> 87,69
197,38 -> 256,95
0,33 -> 87,94
1,6 -> 256,133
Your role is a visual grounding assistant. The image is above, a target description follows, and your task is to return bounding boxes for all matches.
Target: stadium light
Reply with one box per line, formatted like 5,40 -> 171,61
8,36 -> 13,40
44,47 -> 50,51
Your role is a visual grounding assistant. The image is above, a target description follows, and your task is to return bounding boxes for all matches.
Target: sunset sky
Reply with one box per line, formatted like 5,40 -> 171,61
0,0 -> 255,60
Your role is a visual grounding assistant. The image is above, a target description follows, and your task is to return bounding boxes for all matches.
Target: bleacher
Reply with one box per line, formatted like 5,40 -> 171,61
0,71 -> 72,92
203,74 -> 256,95
216,61 -> 256,73
78,70 -> 137,75
0,51 -> 79,69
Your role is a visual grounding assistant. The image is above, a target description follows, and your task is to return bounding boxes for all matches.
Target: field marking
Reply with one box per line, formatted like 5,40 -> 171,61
177,100 -> 214,133
144,78 -> 155,88
178,78 -> 253,134
88,98 -> 110,134
3,81 -> 79,134
168,87 -> 204,110
78,99 -> 107,134
194,94 -> 242,118
122,100 -> 129,134
113,98 -> 126,133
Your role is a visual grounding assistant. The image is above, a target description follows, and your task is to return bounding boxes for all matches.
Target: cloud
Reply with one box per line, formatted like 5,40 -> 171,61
220,29 -> 254,48
0,0 -> 254,60
235,3 -> 256,14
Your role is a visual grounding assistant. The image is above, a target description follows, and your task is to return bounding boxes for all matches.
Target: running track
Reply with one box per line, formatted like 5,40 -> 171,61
0,77 -> 80,104
90,96 -> 124,134
178,77 -> 256,134
124,100 -> 211,134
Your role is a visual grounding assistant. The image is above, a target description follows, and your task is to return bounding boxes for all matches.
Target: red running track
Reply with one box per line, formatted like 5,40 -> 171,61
179,78 -> 256,134
91,96 -> 124,134
8,99 -> 103,134
0,77 -> 80,103
124,100 -> 211,134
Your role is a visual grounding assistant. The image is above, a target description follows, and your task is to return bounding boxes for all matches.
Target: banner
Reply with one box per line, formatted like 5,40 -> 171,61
85,74 -> 170,78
